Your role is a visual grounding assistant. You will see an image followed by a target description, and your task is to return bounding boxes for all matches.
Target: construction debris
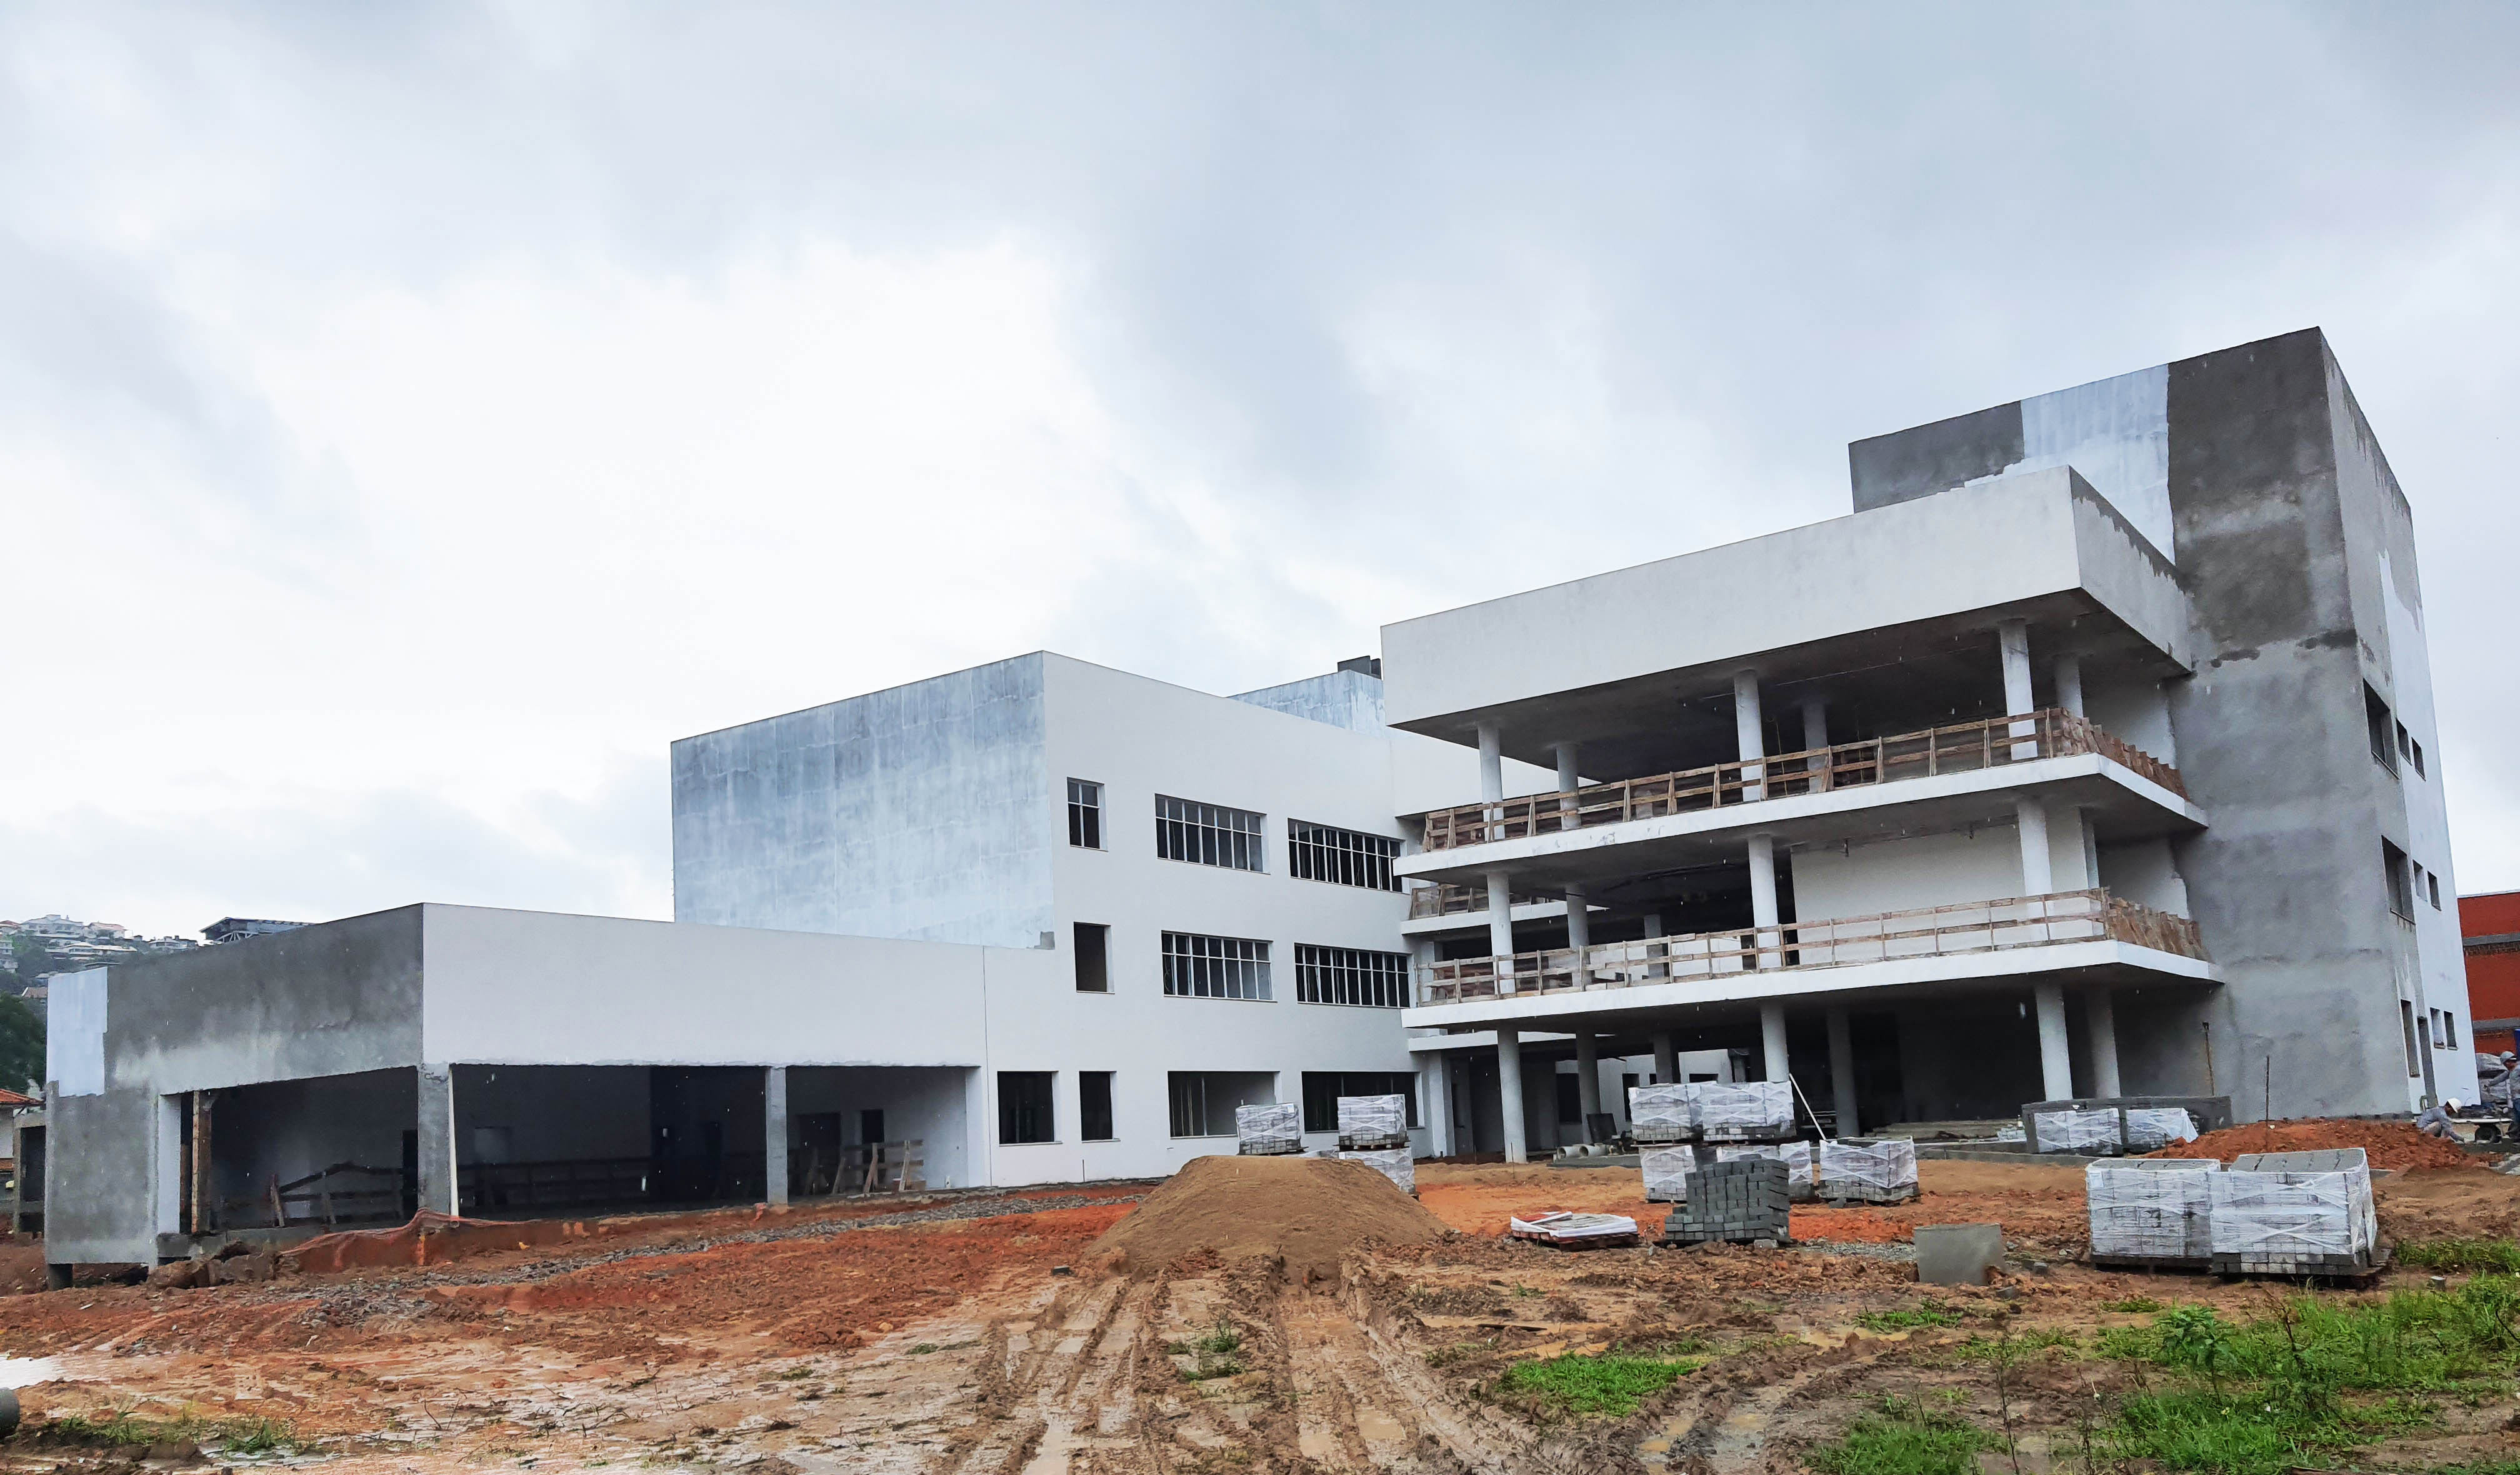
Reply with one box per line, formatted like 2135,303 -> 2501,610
1505,1210 -> 1640,1248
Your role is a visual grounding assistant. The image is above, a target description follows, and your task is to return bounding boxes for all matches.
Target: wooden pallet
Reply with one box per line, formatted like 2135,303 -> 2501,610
2089,1254 -> 2212,1274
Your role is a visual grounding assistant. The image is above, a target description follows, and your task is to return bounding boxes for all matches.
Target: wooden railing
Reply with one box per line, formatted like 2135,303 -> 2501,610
1414,889 -> 2205,1004
1419,709 -> 2185,851
1407,882 -> 1555,919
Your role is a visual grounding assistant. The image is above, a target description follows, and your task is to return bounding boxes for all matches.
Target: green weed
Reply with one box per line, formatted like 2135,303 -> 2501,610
1494,1351 -> 1702,1417
48,1412 -> 303,1458
2104,1294 -> 2163,1313
2401,1238 -> 2520,1274
1173,1320 -> 1246,1382
1804,1398 -> 1999,1475
1854,1302 -> 1959,1333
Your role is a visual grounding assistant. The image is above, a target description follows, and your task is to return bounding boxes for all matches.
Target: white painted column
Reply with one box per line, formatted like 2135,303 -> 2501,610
2016,797 -> 2054,898
1574,1032 -> 1601,1139
1999,618 -> 2037,759
1653,1031 -> 1679,1086
2075,809 -> 2102,890
2087,989 -> 2122,1099
764,1066 -> 791,1206
1422,1056 -> 1454,1158
2054,654 -> 2084,718
1498,1029 -> 1528,1164
1564,884 -> 1591,986
1802,699 -> 1831,791
1477,722 -> 1504,802
2033,983 -> 2074,1101
1733,669 -> 1766,799
1760,1004 -> 1790,1086
1747,833 -> 1779,969
1486,869 -> 1516,992
1826,1006 -> 1858,1137
1554,741 -> 1579,793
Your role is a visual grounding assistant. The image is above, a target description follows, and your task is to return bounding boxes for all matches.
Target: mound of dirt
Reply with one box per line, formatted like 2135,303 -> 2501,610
2148,1119 -> 2478,1172
1088,1154 -> 1449,1281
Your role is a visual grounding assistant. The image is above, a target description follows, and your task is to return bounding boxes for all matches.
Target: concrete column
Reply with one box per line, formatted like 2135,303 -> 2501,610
2032,983 -> 2074,1101
1575,1032 -> 1601,1139
1563,886 -> 1589,950
1653,1031 -> 1679,1086
1802,700 -> 1831,791
1422,1057 -> 1454,1158
2087,989 -> 2122,1099
1826,1006 -> 1858,1136
1497,1029 -> 1528,1164
1733,669 -> 1766,800
1477,722 -> 1504,802
1554,741 -> 1580,793
1747,833 -> 1779,970
1486,869 -> 1516,992
1999,618 -> 2037,761
2015,796 -> 2053,897
417,1064 -> 458,1217
1644,911 -> 1667,979
1760,1004 -> 1790,1086
2054,654 -> 2084,718
764,1066 -> 791,1206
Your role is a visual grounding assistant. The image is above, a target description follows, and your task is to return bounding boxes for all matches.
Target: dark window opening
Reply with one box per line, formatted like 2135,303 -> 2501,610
2366,686 -> 2398,774
1081,1071 -> 1114,1141
1068,779 -> 1103,849
1074,922 -> 1109,992
1156,795 -> 1266,871
1162,932 -> 1271,1000
2429,872 -> 2443,909
2384,841 -> 2415,921
1293,943 -> 1408,1008
859,1109 -> 884,1146
1288,820 -> 1402,891
1168,1071 -> 1274,1136
2402,1001 -> 2422,1078
1299,1071 -> 1419,1134
2411,738 -> 2427,778
998,1071 -> 1054,1144
1554,1072 -> 1582,1124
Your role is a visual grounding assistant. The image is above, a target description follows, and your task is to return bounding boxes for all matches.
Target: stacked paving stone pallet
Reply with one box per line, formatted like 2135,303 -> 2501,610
1627,1082 -> 1695,1144
1718,1142 -> 1817,1202
1696,1082 -> 1796,1142
2207,1148 -> 2379,1276
1816,1138 -> 1921,1204
2024,1096 -> 2226,1154
1339,1144 -> 1416,1195
1334,1094 -> 1409,1149
1661,1158 -> 1792,1246
2087,1158 -> 2219,1266
1234,1101 -> 1303,1156
1641,1146 -> 1699,1202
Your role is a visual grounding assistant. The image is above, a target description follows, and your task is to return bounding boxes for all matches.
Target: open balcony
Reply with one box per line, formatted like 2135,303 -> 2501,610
1411,888 -> 2207,1010
1419,709 -> 2182,852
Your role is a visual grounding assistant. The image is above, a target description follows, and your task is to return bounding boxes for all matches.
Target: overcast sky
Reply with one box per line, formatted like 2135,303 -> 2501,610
6,4 -> 2518,939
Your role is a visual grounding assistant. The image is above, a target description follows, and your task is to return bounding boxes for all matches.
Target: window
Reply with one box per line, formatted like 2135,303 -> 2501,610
1555,1072 -> 1582,1124
1081,1071 -> 1114,1141
2366,686 -> 2398,774
2402,1001 -> 2422,1078
2434,1009 -> 2451,1050
1168,1071 -> 1274,1136
1288,821 -> 1402,891
2398,721 -> 2413,763
2412,739 -> 2426,778
1068,779 -> 1103,849
1299,1071 -> 1420,1134
1293,944 -> 1409,1008
1156,796 -> 1266,871
998,1071 -> 1054,1144
1074,922 -> 1109,992
1162,932 -> 1272,1000
2429,872 -> 2443,909
2384,841 -> 2415,920
1622,1072 -> 1641,1099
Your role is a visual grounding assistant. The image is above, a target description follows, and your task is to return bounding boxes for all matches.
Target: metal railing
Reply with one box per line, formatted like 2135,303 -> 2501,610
1419,709 -> 2186,851
1414,889 -> 2205,1005
1406,882 -> 1556,919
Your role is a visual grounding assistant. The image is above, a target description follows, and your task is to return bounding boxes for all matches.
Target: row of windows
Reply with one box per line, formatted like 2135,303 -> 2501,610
1072,926 -> 1408,1007
2364,685 -> 2430,779
2399,1002 -> 2461,1079
995,1069 -> 1418,1144
1068,779 -> 1400,892
2382,840 -> 2446,921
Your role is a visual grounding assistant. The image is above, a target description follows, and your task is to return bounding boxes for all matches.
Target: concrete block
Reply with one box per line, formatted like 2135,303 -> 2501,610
1915,1223 -> 2004,1286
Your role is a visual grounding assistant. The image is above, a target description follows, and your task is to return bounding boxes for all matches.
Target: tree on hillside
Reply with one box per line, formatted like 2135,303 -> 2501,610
0,994 -> 42,1094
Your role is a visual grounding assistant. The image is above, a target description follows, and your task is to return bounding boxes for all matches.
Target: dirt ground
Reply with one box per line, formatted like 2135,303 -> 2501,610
0,1159 -> 2515,1474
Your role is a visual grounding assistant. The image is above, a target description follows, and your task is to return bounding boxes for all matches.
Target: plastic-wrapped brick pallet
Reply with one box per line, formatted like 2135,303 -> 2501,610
1662,1159 -> 1792,1245
1642,1146 -> 1698,1202
1718,1142 -> 1816,1201
1696,1082 -> 1794,1141
1817,1138 -> 1920,1204
2031,1107 -> 2124,1155
2087,1158 -> 2219,1262
1336,1094 -> 1409,1149
1339,1146 -> 1415,1196
2208,1148 -> 2378,1275
1235,1101 -> 1303,1156
1628,1083 -> 1695,1144
2122,1108 -> 2200,1153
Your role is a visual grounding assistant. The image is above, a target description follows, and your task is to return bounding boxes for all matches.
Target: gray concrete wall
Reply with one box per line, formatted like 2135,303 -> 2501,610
671,654 -> 1056,948
1228,669 -> 1387,732
44,907 -> 426,1264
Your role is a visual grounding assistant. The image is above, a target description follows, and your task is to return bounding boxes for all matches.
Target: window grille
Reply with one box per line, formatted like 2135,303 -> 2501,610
1288,821 -> 1401,891
1156,796 -> 1265,870
1161,932 -> 1271,1000
1067,779 -> 1103,849
1294,943 -> 1409,1008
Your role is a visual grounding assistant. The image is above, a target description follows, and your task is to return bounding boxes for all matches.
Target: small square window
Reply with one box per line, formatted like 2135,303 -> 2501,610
2429,873 -> 2442,909
998,1071 -> 1055,1144
2411,739 -> 2427,778
2398,721 -> 2413,761
1067,779 -> 1103,849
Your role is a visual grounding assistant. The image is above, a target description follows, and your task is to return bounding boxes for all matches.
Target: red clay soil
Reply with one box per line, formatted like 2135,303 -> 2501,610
2149,1119 -> 2479,1171
1087,1155 -> 1448,1281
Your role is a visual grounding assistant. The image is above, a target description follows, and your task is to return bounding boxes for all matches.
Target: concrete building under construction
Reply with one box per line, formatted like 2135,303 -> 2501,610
39,328 -> 2467,1275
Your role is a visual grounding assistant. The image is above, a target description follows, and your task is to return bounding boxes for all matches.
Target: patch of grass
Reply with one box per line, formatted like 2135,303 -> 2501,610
908,1343 -> 938,1355
772,1364 -> 816,1380
2107,1389 -> 2366,1475
1854,1301 -> 1959,1334
1172,1320 -> 1246,1382
1805,1398 -> 1999,1475
1954,1326 -> 2079,1362
2402,1238 -> 2520,1274
1494,1351 -> 1702,1417
48,1412 -> 304,1458
1509,1284 -> 1539,1298
2104,1294 -> 2163,1313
